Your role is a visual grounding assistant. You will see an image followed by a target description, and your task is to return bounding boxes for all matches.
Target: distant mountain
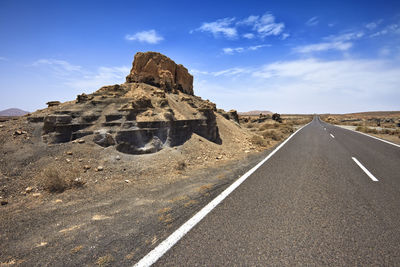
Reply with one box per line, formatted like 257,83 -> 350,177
238,110 -> 273,116
0,108 -> 29,116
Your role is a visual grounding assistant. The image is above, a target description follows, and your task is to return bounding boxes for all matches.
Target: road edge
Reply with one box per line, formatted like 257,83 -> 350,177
132,122 -> 312,267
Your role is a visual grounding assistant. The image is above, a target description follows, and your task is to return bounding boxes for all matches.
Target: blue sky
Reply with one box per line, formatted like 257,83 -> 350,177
1,0 -> 400,113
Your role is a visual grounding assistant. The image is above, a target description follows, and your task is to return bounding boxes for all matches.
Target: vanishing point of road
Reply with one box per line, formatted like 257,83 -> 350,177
138,116 -> 400,266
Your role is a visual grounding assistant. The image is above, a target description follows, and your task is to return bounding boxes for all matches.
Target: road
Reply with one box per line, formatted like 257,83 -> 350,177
139,116 -> 400,266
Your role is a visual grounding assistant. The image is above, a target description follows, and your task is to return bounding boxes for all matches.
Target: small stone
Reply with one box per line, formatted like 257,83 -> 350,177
66,159 -> 71,163
245,150 -> 250,153
21,131 -> 27,134
96,166 -> 103,172
66,151 -> 73,155
1,200 -> 8,205
78,159 -> 83,162
77,139 -> 85,144
216,155 -> 223,160
83,165 -> 91,170
32,193 -> 42,197
14,130 -> 22,135
55,199 -> 63,203
72,140 -> 78,144
54,157 -> 58,160
115,155 -> 121,161
0,125 -> 4,128
124,180 -> 130,183
25,186 -> 33,193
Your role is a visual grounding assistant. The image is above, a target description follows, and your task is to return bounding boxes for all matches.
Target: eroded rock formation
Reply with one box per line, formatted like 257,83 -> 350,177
126,52 -> 194,95
27,52 -> 221,154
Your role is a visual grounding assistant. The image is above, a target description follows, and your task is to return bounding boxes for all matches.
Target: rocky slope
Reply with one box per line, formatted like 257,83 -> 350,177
27,52 -> 221,155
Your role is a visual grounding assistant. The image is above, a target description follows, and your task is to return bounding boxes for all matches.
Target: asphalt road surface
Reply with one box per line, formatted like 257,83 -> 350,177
146,116 -> 400,266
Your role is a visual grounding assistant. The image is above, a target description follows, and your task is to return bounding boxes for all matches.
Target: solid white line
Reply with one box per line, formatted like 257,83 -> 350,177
334,125 -> 400,148
133,123 -> 311,267
330,134 -> 335,138
352,157 -> 379,182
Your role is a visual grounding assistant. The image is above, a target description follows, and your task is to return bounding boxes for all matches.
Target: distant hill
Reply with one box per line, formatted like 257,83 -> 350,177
0,108 -> 29,116
238,110 -> 273,116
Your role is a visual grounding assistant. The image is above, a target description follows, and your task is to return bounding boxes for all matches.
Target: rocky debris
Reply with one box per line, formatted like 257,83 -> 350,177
14,130 -> 27,135
83,165 -> 91,170
26,52 -> 221,155
96,166 -> 103,172
0,125 -> 4,128
126,52 -> 194,95
1,200 -> 8,205
46,101 -> 60,107
32,193 -> 42,197
25,187 -> 33,194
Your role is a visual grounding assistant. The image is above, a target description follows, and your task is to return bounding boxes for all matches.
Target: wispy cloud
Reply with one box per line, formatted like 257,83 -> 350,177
32,59 -> 82,74
195,17 -> 238,38
223,44 -> 269,55
294,42 -> 352,53
306,16 -> 319,26
193,12 -> 287,40
125,30 -> 164,44
370,23 -> 400,37
67,66 -> 130,90
251,13 -> 285,37
194,58 -> 400,113
32,58 -> 129,91
293,31 -> 363,54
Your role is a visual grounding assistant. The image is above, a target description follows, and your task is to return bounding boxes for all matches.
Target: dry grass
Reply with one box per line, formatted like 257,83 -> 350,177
176,161 -> 186,171
70,245 -> 83,254
38,166 -> 85,193
250,135 -> 269,146
96,254 -> 114,267
261,130 -> 282,141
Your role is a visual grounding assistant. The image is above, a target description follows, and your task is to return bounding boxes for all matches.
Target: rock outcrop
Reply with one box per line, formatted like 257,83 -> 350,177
27,52 -> 221,154
126,52 -> 194,95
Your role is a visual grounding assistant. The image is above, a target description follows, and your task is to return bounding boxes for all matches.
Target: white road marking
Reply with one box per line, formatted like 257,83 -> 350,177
330,134 -> 335,138
352,157 -> 379,182
132,123 -> 311,267
334,125 -> 400,148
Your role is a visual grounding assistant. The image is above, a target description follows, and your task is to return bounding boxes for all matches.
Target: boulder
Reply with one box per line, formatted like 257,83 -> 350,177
126,52 -> 194,95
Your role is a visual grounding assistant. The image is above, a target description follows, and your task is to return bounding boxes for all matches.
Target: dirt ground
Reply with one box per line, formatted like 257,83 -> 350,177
0,112 -> 311,266
320,112 -> 400,144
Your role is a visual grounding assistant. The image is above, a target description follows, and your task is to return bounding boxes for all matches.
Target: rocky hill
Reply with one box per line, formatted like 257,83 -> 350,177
238,110 -> 273,116
0,108 -> 29,116
27,52 -> 221,155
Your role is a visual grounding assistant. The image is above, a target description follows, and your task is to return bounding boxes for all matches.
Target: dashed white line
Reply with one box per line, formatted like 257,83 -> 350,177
330,134 -> 335,138
352,157 -> 379,182
132,123 -> 311,267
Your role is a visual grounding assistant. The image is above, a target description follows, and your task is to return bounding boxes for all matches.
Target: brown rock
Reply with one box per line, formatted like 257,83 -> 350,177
46,101 -> 60,107
83,165 -> 91,170
126,52 -> 194,95
25,186 -> 33,194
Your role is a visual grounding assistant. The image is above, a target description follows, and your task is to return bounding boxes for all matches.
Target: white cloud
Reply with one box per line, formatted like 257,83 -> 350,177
125,30 -> 164,44
223,44 -> 269,55
212,67 -> 251,76
293,42 -> 353,53
67,66 -> 130,90
253,13 -> 285,37
196,17 -> 238,38
281,33 -> 290,40
194,12 -> 286,40
306,16 -> 319,26
325,31 -> 364,42
243,33 -> 255,39
370,23 -> 400,37
32,59 -> 82,73
194,58 -> 400,113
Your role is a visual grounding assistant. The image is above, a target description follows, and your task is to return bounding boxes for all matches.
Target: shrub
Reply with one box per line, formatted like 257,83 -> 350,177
261,130 -> 282,141
40,168 -> 68,193
176,161 -> 186,171
250,135 -> 269,146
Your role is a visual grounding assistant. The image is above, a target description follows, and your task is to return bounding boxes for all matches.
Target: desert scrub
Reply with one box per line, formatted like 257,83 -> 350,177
38,166 -> 84,193
261,130 -> 282,141
176,161 -> 186,171
250,135 -> 269,146
40,168 -> 68,193
356,126 -> 378,134
258,123 -> 280,131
